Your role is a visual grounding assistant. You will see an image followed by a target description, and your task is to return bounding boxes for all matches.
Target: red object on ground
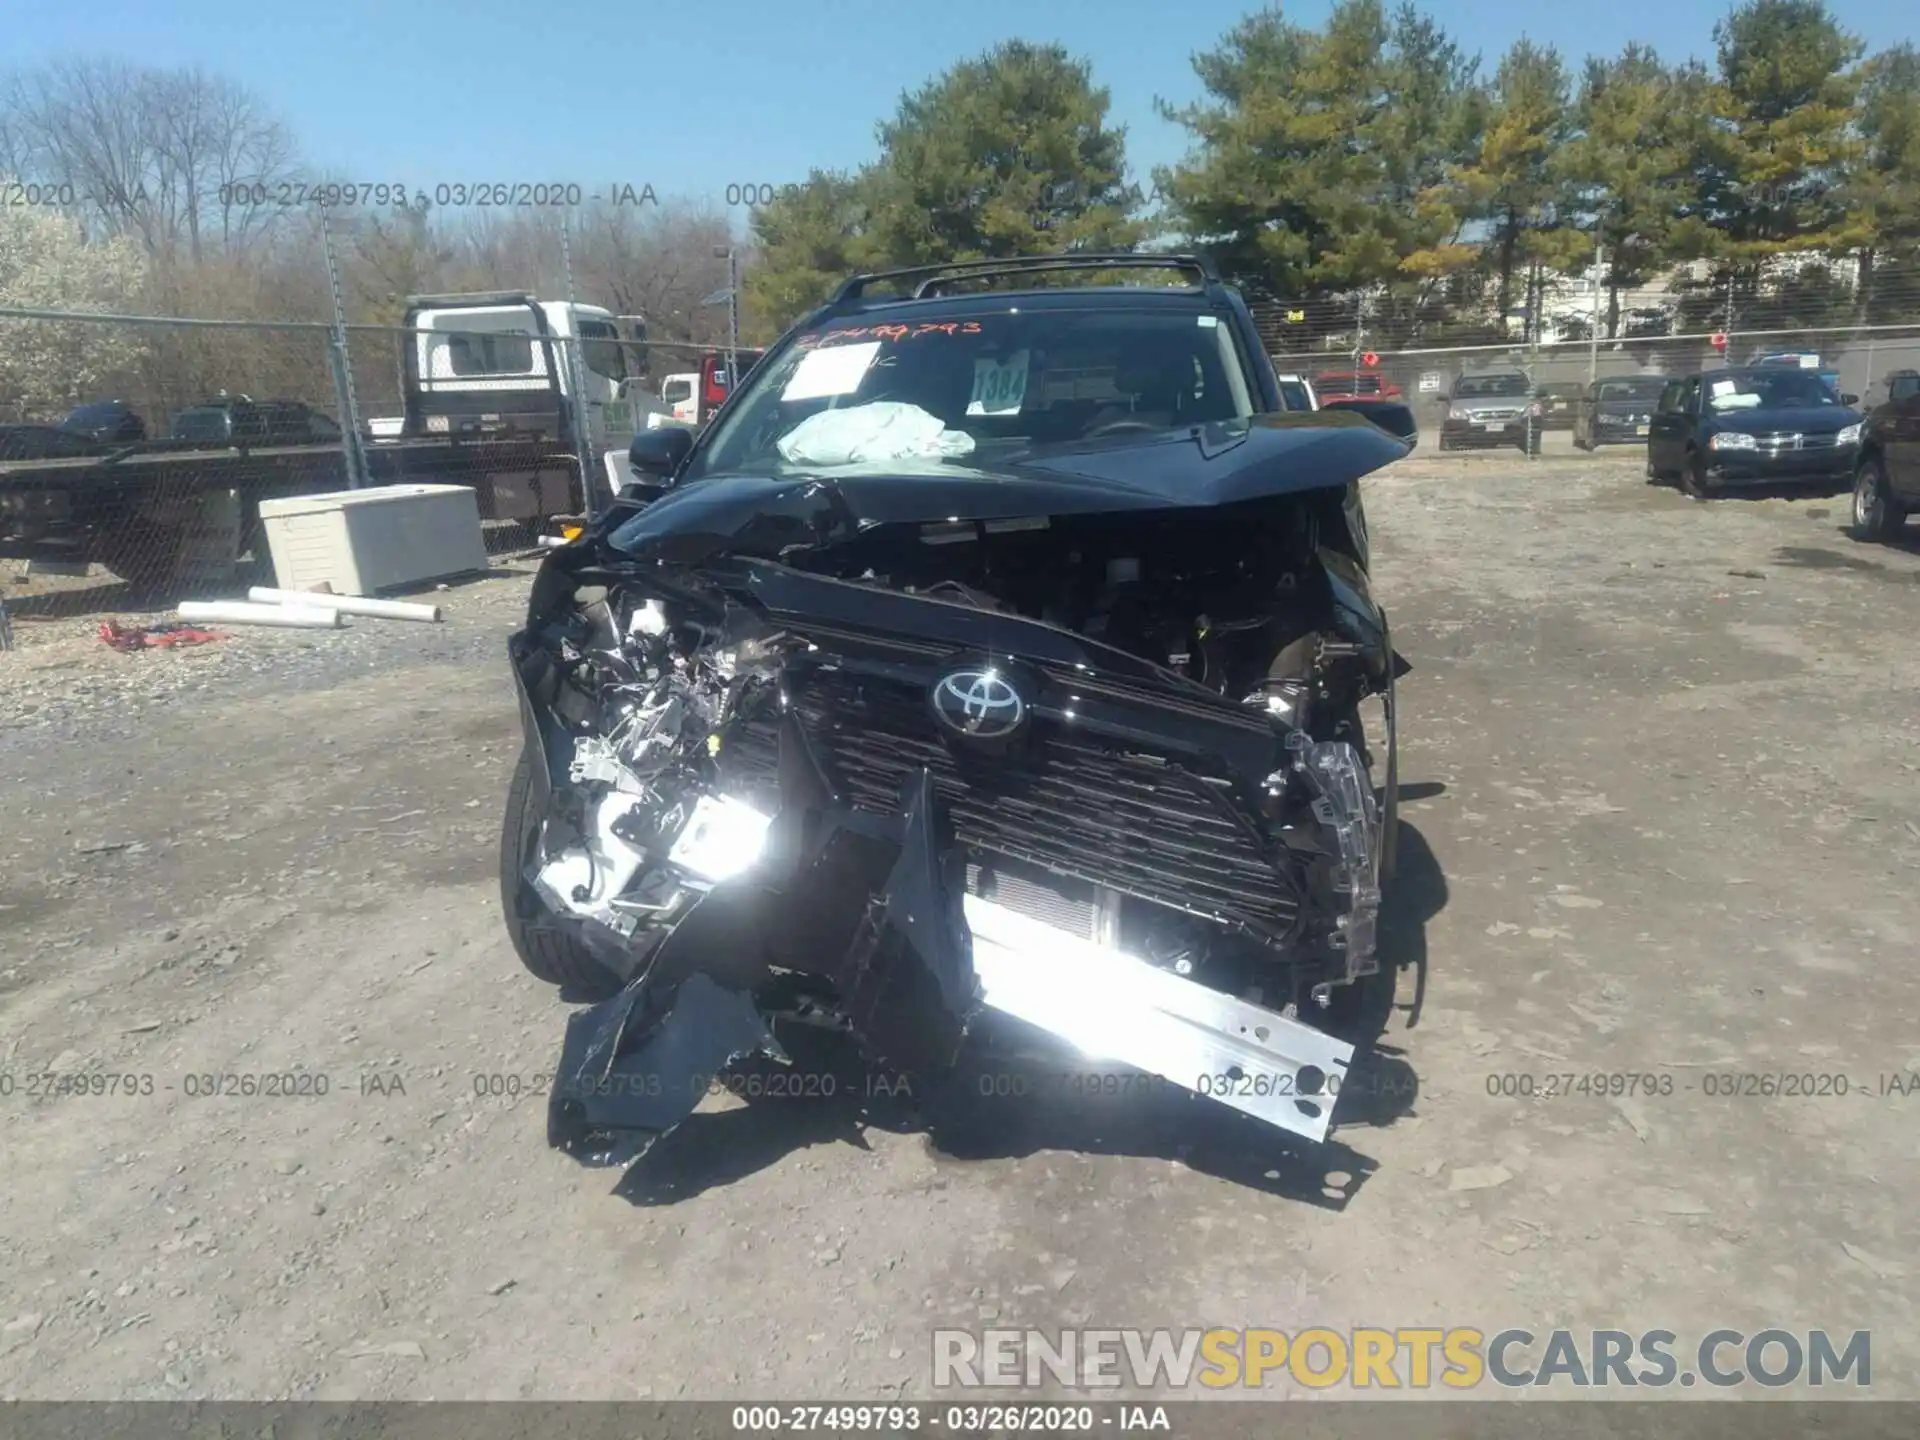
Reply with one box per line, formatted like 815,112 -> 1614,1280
1711,332 -> 1728,353
98,620 -> 224,652
1362,351 -> 1380,367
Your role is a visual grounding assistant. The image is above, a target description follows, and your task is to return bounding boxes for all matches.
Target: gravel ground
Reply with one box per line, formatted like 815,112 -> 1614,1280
3,445 -> 1919,1402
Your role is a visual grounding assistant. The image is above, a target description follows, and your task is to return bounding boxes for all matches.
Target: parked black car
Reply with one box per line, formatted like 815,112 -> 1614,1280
0,424 -> 108,462
1435,370 -> 1542,453
1849,367 -> 1920,543
1536,381 -> 1583,431
59,399 -> 147,445
1645,367 -> 1863,498
1571,374 -> 1667,450
508,253 -> 1410,1171
170,397 -> 342,446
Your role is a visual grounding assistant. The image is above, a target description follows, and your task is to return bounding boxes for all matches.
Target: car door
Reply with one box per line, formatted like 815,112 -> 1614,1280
1885,372 -> 1920,502
1648,380 -> 1687,469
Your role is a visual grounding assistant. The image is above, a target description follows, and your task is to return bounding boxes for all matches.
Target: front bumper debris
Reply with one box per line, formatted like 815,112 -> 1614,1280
542,777 -> 1362,1167
966,895 -> 1353,1143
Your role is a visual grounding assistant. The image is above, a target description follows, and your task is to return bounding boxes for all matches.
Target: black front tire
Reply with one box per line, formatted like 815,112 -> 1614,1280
1851,455 -> 1907,543
500,744 -> 621,997
1680,449 -> 1712,499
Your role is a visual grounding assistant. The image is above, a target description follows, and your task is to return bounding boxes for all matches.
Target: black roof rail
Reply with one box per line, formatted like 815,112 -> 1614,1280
826,252 -> 1223,308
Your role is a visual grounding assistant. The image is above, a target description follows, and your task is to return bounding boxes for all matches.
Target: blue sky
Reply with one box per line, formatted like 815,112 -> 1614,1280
2,0 -> 1909,218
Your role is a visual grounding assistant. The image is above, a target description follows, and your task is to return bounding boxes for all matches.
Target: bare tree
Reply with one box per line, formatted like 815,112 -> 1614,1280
0,59 -> 298,259
575,198 -> 734,342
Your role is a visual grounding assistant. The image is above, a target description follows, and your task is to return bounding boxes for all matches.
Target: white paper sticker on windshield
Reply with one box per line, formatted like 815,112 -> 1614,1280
782,342 -> 881,402
1710,379 -> 1736,398
967,350 -> 1030,415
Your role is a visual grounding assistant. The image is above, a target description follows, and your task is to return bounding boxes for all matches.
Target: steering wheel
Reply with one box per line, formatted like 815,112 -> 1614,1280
1085,419 -> 1162,438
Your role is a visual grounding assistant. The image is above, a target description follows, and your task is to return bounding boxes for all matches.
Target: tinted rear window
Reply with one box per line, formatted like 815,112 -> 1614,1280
1454,374 -> 1530,398
173,410 -> 231,440
1597,379 -> 1667,403
64,403 -> 126,428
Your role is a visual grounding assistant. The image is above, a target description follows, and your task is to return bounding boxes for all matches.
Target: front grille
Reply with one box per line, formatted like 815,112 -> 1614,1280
725,671 -> 1297,936
1753,432 -> 1839,450
965,860 -> 1099,939
1468,407 -> 1522,421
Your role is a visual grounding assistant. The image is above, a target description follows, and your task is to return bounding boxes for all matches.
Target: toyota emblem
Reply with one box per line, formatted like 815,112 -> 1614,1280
930,667 -> 1027,740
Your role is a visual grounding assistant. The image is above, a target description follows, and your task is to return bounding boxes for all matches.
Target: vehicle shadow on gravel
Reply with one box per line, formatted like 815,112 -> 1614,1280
613,824 -> 1443,1211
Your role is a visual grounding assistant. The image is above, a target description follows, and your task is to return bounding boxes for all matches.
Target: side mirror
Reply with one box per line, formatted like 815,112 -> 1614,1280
1841,392 -> 1860,407
1431,393 -> 1450,406
628,425 -> 692,482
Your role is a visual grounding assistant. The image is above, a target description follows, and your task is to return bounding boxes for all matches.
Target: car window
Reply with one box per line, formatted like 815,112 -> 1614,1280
688,307 -> 1257,481
1277,379 -> 1312,411
663,378 -> 693,406
173,409 -> 231,442
1453,374 -> 1530,399
1890,374 -> 1920,405
1598,379 -> 1667,404
448,331 -> 536,376
578,319 -> 628,383
1705,370 -> 1840,411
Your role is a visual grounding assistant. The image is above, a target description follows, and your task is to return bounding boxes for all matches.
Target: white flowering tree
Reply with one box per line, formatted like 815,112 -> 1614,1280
0,192 -> 149,420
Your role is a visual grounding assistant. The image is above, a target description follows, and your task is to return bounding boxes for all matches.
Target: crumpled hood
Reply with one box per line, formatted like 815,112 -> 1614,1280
606,412 -> 1406,564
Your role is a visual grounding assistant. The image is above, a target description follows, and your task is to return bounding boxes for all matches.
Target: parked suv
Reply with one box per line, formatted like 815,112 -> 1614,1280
1436,371 -> 1542,453
519,253 -> 1411,1167
1849,367 -> 1920,543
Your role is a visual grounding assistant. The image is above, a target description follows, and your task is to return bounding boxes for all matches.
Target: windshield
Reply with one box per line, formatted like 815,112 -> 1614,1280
172,410 -> 230,441
1708,370 -> 1842,410
1453,373 -> 1529,399
687,307 -> 1256,480
63,402 -> 124,430
1597,378 -> 1666,403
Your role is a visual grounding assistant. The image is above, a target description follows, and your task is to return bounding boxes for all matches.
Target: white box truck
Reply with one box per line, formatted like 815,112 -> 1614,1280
400,292 -> 675,456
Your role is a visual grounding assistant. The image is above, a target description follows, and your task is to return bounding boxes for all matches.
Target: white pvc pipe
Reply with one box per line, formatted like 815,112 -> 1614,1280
246,587 -> 443,623
177,600 -> 345,629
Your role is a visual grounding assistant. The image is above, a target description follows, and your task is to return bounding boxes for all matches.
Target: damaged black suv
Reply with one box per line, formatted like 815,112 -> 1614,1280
501,253 -> 1411,1168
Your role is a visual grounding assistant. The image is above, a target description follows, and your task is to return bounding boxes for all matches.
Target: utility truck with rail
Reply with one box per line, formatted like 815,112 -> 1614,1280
0,292 -> 665,593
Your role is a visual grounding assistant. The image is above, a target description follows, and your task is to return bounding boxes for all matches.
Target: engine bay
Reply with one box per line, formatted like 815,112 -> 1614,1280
788,507 -> 1340,703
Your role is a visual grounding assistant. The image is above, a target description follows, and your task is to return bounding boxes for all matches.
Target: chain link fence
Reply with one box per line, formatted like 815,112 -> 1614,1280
8,225 -> 1920,633
0,302 -> 733,626
1253,258 -> 1920,454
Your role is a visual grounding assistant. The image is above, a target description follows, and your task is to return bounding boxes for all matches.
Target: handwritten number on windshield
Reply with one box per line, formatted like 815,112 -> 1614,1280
796,321 -> 984,351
